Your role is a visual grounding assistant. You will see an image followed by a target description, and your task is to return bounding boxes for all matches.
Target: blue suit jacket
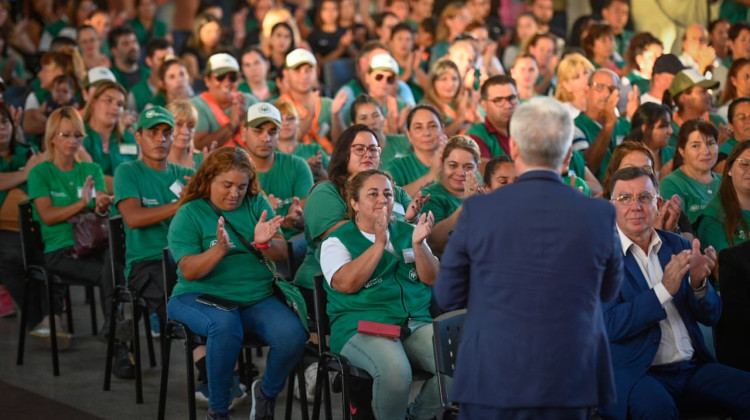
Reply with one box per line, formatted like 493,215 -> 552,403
599,230 -> 721,420
434,170 -> 623,408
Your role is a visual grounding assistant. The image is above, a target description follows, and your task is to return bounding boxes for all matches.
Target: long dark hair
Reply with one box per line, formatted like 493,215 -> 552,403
628,102 -> 671,144
0,102 -> 17,151
328,124 -> 378,198
718,141 -> 750,245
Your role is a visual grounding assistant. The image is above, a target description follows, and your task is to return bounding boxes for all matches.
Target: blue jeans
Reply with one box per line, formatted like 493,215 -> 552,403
167,294 -> 307,414
339,320 -> 445,420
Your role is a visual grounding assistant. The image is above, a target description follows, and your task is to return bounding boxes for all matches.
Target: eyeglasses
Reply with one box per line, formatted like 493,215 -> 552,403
611,192 -> 658,206
57,131 -> 85,141
374,73 -> 396,84
591,81 -> 617,94
734,158 -> 750,172
351,144 -> 382,156
486,94 -> 518,106
214,72 -> 239,83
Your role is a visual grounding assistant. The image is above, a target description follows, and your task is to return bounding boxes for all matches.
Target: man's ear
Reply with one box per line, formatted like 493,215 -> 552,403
509,137 -> 519,161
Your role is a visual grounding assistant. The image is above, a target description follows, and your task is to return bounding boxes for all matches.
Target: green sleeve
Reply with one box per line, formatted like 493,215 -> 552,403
659,174 -> 682,212
27,163 -> 50,201
696,215 -> 730,253
386,157 -> 409,187
293,156 -> 314,198
113,162 -> 138,206
421,194 -> 449,224
167,203 -> 204,264
89,163 -> 106,192
304,183 -> 346,241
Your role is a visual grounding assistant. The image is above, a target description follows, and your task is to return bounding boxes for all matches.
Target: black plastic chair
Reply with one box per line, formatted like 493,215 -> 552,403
716,241 -> 750,372
311,274 -> 432,420
15,201 -> 98,376
102,215 -> 157,403
322,58 -> 356,98
432,309 -> 466,420
157,248 -> 309,420
277,233 -> 308,281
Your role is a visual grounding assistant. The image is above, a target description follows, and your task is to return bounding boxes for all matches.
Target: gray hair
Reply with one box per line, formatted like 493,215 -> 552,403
509,97 -> 572,168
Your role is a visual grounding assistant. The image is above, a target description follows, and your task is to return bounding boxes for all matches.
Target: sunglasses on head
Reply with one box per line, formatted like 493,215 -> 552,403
374,73 -> 396,84
214,72 -> 239,83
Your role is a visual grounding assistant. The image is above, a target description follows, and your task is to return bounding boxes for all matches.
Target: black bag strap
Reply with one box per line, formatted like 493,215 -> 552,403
204,199 -> 281,279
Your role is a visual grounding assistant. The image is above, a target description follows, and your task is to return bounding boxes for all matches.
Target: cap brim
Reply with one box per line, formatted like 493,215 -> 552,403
697,80 -> 720,90
209,67 -> 239,76
370,66 -> 397,74
246,117 -> 281,128
138,118 -> 174,131
287,61 -> 315,69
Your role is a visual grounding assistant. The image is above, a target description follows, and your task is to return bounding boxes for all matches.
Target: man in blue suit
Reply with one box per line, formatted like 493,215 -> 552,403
600,166 -> 750,420
434,97 -> 624,420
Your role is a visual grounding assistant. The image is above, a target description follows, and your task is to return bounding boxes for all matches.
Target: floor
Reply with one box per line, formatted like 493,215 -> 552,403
0,286 -> 343,420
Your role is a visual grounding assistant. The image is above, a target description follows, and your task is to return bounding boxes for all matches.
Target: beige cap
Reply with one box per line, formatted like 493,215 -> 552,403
369,54 -> 399,74
285,48 -> 317,69
205,53 -> 240,76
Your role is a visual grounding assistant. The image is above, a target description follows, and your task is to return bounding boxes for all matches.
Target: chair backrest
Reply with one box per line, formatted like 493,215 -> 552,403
287,233 -> 307,280
17,201 -> 46,269
108,216 -> 126,287
432,309 -> 467,409
161,247 -> 178,306
312,274 -> 332,355
322,58 -> 356,98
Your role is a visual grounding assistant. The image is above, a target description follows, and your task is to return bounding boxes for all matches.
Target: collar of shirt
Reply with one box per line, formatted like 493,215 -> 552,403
617,225 -> 662,258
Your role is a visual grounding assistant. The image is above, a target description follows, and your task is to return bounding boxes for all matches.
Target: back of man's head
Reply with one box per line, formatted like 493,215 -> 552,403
509,97 -> 572,169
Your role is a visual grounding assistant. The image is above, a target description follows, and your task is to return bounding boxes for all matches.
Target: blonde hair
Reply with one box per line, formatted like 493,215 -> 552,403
436,2 -> 468,42
166,100 -> 198,126
554,53 -> 594,102
424,58 -> 464,114
273,100 -> 299,119
260,8 -> 302,49
44,107 -> 86,162
82,81 -> 127,144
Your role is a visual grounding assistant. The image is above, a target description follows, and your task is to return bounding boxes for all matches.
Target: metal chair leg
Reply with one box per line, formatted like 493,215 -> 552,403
16,280 -> 30,366
133,303 -> 144,404
48,280 -> 60,376
157,326 -> 172,420
103,293 -> 119,391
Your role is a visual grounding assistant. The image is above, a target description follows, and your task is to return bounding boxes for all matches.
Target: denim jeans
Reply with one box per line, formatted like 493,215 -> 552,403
167,294 -> 307,414
339,320 -> 445,420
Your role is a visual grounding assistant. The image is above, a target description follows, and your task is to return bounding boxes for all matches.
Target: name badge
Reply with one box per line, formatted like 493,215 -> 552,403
169,180 -> 184,197
77,185 -> 95,199
402,248 -> 415,264
119,144 -> 138,155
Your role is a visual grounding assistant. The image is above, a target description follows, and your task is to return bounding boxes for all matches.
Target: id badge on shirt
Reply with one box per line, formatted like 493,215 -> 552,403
393,202 -> 405,217
77,185 -> 95,199
169,180 -> 184,198
119,144 -> 138,155
402,248 -> 415,264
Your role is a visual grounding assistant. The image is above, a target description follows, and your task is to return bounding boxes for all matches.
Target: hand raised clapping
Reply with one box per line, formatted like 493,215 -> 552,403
254,210 -> 284,246
412,211 -> 434,246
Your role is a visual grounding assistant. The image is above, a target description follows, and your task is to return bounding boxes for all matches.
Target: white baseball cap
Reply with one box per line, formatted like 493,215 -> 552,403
206,53 -> 240,76
369,54 -> 399,74
83,67 -> 117,88
245,102 -> 282,128
286,48 -> 317,69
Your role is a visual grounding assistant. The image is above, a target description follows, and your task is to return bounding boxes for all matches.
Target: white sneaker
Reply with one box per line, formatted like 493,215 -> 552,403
293,362 -> 317,401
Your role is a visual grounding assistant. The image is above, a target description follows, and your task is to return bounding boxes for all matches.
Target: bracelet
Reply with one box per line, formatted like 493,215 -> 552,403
691,278 -> 707,292
254,240 -> 270,250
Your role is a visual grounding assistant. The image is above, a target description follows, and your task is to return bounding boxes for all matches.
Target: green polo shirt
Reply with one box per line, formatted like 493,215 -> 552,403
420,181 -> 462,225
111,66 -> 151,92
0,142 -> 35,209
168,195 -> 277,306
130,78 -> 156,112
386,152 -> 431,189
256,153 -> 314,239
574,113 -> 631,181
27,161 -> 106,253
82,123 -> 138,176
113,160 -> 195,277
285,143 -> 330,170
660,168 -> 722,224
381,134 -> 411,167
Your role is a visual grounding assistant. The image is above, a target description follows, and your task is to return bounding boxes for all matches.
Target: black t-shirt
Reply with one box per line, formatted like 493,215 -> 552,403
308,27 -> 347,58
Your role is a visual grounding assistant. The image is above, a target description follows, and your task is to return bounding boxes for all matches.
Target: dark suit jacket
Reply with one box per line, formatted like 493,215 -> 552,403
599,230 -> 721,420
434,170 -> 623,408
716,241 -> 750,372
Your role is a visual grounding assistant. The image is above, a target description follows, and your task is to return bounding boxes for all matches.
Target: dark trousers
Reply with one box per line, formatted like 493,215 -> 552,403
127,259 -> 167,323
460,405 -> 594,420
0,230 -> 42,329
44,248 -> 112,321
628,358 -> 750,420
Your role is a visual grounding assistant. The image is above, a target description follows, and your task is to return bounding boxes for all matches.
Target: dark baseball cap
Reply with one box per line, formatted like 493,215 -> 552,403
652,54 -> 686,75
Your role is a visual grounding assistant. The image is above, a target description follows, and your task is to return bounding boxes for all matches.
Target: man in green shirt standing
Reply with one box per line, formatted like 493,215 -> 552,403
467,75 -> 518,164
243,102 -> 311,239
574,68 -> 635,182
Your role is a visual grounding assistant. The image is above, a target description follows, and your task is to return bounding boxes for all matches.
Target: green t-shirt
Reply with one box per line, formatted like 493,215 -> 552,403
0,142 -> 35,209
381,134 -> 411,167
285,143 -> 330,170
130,78 -> 156,112
129,17 -> 168,46
625,71 -> 650,95
660,168 -> 722,224
238,80 -> 278,101
191,92 -> 259,134
695,194 -> 750,253
167,195 -> 277,306
574,113 -> 631,181
27,161 -> 106,253
420,181 -> 462,225
324,219 -> 432,353
82,123 -> 138,176
562,174 -> 592,196
113,160 -> 195,276
466,121 -> 507,158
257,153 -> 314,239
718,137 -> 740,162
568,150 -> 587,178
386,152 -> 431,189
293,181 -> 411,290
111,66 -> 151,92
